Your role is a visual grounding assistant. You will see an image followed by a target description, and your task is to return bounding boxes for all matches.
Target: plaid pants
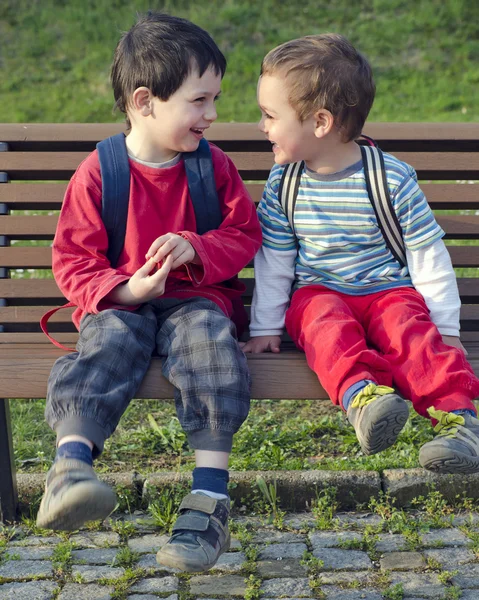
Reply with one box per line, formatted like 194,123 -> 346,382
45,297 -> 251,456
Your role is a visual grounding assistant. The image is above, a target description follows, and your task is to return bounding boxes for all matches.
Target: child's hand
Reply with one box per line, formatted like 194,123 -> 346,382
241,335 -> 282,354
107,254 -> 174,305
146,233 -> 198,270
442,334 -> 468,356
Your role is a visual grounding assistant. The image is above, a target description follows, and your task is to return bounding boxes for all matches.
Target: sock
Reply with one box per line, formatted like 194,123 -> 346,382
451,409 -> 476,418
191,467 -> 229,498
342,379 -> 374,411
56,441 -> 93,466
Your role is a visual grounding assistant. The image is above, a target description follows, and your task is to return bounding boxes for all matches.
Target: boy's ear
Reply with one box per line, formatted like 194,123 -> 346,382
131,87 -> 154,116
313,108 -> 335,139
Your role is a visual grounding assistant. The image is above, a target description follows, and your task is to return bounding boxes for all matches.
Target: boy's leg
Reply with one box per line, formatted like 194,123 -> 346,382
38,306 -> 158,530
153,297 -> 250,572
285,286 -> 409,455
364,287 -> 479,473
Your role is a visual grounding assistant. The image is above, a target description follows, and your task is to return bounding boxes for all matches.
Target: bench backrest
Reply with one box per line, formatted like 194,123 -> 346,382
0,122 -> 478,347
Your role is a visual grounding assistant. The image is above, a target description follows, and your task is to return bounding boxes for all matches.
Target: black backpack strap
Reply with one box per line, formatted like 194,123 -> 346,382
277,161 -> 304,233
96,133 -> 130,268
360,144 -> 406,268
183,138 -> 222,234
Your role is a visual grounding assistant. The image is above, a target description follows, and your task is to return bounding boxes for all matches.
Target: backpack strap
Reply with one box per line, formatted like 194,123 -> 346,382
360,145 -> 406,268
277,161 -> 304,233
96,133 -> 131,268
183,138 -> 222,234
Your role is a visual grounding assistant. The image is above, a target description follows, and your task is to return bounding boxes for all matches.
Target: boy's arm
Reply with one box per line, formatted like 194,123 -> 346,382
178,147 -> 262,286
243,168 -> 297,352
406,240 -> 462,337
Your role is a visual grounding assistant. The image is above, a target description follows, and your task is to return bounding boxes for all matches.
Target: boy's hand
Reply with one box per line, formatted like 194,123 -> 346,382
241,335 -> 282,354
442,334 -> 468,356
146,233 -> 198,270
107,254 -> 174,305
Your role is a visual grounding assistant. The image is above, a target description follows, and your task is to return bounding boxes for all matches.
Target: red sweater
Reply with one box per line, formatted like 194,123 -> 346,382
52,143 -> 261,330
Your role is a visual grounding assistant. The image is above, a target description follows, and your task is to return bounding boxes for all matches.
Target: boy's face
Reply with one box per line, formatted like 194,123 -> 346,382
134,67 -> 222,162
257,74 -> 317,166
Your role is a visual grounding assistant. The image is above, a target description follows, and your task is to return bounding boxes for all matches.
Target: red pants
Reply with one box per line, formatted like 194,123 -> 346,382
285,285 -> 479,418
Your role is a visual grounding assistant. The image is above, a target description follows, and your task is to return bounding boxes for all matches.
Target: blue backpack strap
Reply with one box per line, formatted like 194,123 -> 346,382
183,138 -> 222,234
96,133 -> 130,268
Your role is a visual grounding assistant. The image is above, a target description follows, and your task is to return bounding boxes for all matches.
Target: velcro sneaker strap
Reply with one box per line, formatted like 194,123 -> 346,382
172,512 -> 210,533
178,493 -> 217,514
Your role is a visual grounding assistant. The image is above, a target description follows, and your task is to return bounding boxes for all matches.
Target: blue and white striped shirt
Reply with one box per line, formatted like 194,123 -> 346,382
258,153 -> 444,295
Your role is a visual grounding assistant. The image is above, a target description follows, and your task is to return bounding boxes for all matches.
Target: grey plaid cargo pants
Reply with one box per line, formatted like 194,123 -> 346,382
45,297 -> 251,456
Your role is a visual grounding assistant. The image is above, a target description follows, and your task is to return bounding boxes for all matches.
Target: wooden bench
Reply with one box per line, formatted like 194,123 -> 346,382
0,122 -> 478,523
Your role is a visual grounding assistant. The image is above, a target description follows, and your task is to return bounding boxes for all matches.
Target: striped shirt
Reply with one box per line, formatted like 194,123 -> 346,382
258,153 -> 444,295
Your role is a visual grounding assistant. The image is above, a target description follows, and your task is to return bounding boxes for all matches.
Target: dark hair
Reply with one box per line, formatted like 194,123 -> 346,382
111,12 -> 227,122
261,34 -> 375,142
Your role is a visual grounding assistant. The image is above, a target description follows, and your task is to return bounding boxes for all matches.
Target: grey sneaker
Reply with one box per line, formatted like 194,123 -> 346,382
419,407 -> 479,474
36,458 -> 117,531
346,383 -> 409,455
156,492 -> 230,572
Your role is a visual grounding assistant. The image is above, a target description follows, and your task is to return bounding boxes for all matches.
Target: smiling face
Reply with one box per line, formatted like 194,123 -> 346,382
130,66 -> 222,163
257,74 -> 318,166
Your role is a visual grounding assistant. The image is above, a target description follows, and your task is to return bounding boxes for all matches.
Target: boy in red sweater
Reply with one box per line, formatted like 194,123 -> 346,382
37,12 -> 261,573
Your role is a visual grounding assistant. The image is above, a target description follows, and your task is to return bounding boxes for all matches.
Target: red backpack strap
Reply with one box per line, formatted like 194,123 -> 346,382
40,302 -> 77,352
359,133 -> 378,147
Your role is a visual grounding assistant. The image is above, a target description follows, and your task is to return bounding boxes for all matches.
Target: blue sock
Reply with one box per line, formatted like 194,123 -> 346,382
192,467 -> 229,497
56,442 -> 93,466
342,380 -> 374,411
451,409 -> 476,418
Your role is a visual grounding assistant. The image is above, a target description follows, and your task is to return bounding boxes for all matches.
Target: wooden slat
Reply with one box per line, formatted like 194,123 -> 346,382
0,184 -> 67,209
3,244 -> 479,269
3,213 -> 479,240
2,152 -> 479,181
2,122 -> 479,143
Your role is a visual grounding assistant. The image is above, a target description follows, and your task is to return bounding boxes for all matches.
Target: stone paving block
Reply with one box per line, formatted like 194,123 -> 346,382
309,531 -> 363,549
129,576 -> 179,594
72,548 -> 118,565
127,534 -> 169,553
252,531 -> 306,544
390,572 -> 446,598
312,548 -> 373,571
3,546 -> 53,560
257,541 -> 308,560
68,532 -> 121,548
128,595 -> 178,600
424,546 -> 476,568
136,552 -> 179,573
257,558 -> 307,578
58,583 -> 115,599
229,537 -> 242,550
10,536 -> 60,547
189,574 -> 247,596
0,559 -> 53,579
0,581 -> 58,600
421,528 -> 469,547
72,564 -> 125,583
461,591 -> 479,600
211,551 -> 246,572
375,533 -> 407,552
380,551 -> 426,571
335,513 -> 384,529
260,577 -> 313,597
452,563 -> 479,588
282,514 -> 315,530
318,570 -> 372,586
321,588 -> 383,600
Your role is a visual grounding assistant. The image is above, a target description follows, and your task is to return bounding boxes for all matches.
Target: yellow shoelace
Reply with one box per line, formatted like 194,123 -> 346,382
427,406 -> 465,437
350,383 -> 395,409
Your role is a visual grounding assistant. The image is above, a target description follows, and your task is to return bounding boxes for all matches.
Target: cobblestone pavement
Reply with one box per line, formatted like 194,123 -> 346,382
1,510 -> 479,599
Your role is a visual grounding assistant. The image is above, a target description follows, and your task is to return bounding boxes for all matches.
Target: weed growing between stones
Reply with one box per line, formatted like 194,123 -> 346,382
311,486 -> 339,530
383,583 -> 404,600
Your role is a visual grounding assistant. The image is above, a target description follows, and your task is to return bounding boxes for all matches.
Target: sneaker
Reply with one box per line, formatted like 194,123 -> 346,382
36,458 -> 117,531
419,407 -> 479,474
156,492 -> 230,572
346,383 -> 409,455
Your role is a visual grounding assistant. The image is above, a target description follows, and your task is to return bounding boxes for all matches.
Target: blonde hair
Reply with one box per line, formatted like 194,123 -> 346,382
260,34 -> 375,142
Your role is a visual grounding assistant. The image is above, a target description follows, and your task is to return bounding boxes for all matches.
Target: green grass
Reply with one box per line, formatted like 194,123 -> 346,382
1,0 -> 478,124
11,397 -> 441,474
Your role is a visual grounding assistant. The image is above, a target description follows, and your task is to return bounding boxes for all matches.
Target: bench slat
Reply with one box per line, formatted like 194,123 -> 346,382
2,152 -> 479,181
3,214 -> 479,239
